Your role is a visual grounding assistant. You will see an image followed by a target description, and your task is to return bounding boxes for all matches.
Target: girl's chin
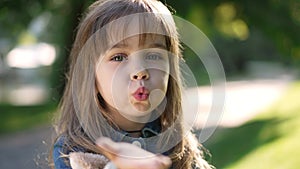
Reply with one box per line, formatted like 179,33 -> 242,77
118,105 -> 155,122
132,102 -> 151,112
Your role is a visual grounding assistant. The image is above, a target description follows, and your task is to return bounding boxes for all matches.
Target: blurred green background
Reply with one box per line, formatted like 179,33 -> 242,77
0,0 -> 299,168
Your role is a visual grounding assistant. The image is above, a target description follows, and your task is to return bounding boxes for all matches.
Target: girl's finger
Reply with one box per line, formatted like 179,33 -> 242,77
157,155 -> 172,168
95,137 -> 118,160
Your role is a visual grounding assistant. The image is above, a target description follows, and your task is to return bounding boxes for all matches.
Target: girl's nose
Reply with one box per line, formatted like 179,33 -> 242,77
130,69 -> 149,80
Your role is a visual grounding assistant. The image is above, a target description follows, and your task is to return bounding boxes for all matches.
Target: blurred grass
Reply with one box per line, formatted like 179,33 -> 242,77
0,103 -> 57,135
205,81 -> 300,169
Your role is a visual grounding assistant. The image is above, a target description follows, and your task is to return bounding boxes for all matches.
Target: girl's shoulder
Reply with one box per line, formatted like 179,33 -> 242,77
53,135 -> 67,149
53,135 -> 85,169
54,135 -> 85,151
53,135 -> 70,169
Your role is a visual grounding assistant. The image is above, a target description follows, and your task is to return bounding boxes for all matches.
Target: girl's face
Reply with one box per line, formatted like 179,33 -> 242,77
95,34 -> 169,122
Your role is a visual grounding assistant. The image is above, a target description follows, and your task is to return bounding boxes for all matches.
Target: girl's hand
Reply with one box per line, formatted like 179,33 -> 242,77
96,137 -> 171,169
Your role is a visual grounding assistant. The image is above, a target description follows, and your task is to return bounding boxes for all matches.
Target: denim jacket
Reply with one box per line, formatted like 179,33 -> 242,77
52,119 -> 174,169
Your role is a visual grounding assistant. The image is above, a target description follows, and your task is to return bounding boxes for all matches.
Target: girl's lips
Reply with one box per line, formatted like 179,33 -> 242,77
132,87 -> 149,101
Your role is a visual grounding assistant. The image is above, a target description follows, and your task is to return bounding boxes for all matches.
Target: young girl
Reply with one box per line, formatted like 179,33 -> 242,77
51,0 -> 213,168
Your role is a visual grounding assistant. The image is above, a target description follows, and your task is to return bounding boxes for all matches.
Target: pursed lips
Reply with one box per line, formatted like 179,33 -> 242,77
132,87 -> 149,101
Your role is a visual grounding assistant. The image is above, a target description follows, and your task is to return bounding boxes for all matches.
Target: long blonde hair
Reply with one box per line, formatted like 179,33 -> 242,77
52,0 -> 213,168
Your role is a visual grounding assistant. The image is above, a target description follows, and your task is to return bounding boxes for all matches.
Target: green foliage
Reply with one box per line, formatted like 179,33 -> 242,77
204,82 -> 300,168
0,103 -> 57,135
168,0 -> 300,75
183,45 -> 211,86
0,0 -> 47,49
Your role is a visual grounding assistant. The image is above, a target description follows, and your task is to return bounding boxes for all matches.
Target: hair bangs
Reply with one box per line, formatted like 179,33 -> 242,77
87,0 -> 176,59
92,13 -> 169,57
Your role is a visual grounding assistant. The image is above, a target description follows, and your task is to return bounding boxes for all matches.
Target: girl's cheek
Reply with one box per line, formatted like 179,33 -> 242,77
151,70 -> 169,88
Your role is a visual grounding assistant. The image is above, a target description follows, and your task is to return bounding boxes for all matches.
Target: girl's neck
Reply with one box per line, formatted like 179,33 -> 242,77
115,117 -> 145,138
108,108 -> 146,137
116,117 -> 145,132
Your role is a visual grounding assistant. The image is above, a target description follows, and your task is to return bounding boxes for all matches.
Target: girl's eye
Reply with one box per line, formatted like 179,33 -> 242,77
110,53 -> 128,62
145,53 -> 162,61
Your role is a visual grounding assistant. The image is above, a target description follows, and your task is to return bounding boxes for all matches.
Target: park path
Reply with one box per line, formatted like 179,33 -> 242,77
183,78 -> 291,129
0,77 -> 292,169
0,125 -> 53,169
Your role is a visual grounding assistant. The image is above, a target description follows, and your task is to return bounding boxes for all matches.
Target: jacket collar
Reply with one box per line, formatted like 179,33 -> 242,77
120,118 -> 161,138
